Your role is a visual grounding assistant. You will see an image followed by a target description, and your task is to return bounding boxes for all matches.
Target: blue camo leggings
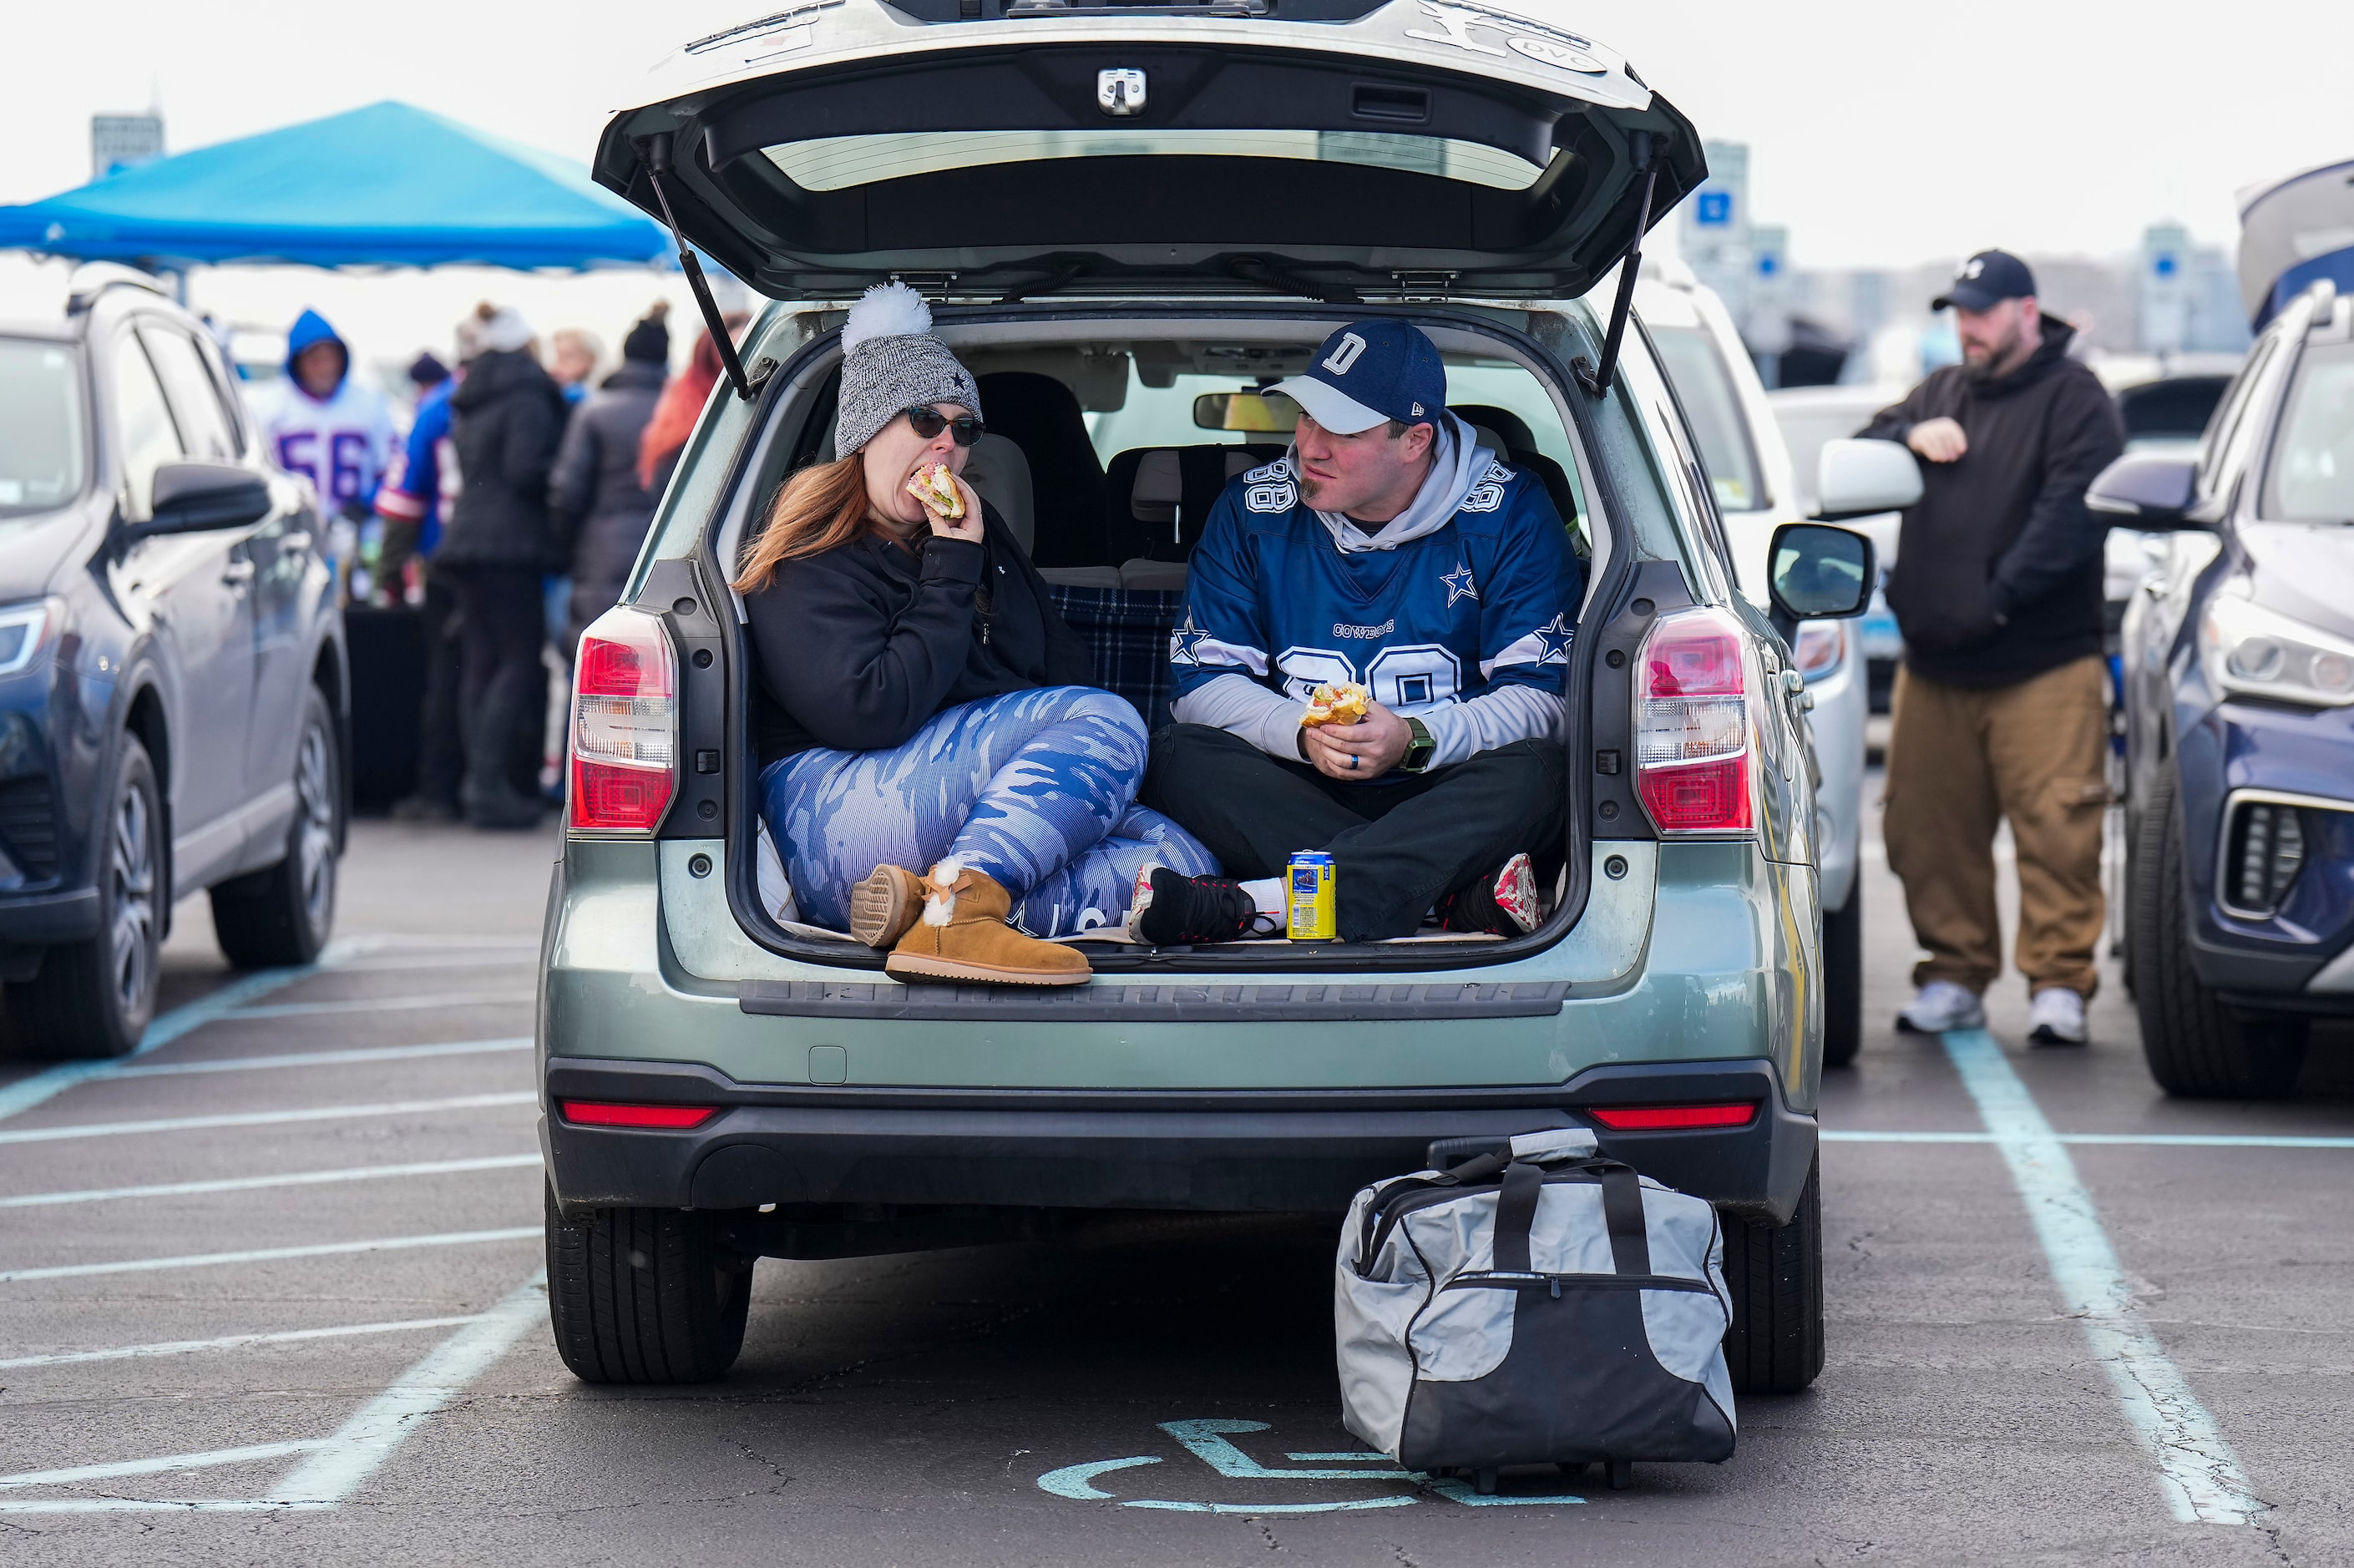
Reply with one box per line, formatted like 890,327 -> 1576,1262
759,686 -> 1219,938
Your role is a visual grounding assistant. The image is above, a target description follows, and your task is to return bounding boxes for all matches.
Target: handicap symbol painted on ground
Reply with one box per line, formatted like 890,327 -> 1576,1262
1035,1418 -> 1584,1512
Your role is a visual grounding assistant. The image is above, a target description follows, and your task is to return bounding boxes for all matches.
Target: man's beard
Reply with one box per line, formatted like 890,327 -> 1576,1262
1962,326 -> 2021,380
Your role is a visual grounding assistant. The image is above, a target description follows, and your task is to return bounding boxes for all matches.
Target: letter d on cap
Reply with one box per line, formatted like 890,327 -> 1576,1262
1323,332 -> 1368,375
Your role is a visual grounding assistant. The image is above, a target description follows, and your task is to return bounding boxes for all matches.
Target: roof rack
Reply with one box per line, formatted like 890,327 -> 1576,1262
65,261 -> 173,316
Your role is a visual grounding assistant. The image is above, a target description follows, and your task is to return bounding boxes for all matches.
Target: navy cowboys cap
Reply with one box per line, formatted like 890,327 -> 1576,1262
1933,250 -> 2038,312
1270,320 -> 1449,436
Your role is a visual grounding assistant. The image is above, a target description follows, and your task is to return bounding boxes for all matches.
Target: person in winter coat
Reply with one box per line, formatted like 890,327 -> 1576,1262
732,284 -> 1217,985
1860,250 -> 2126,1046
438,302 -> 570,830
637,312 -> 746,499
549,306 -> 669,655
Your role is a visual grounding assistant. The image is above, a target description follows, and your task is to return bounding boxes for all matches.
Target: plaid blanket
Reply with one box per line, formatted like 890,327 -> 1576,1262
1048,584 -> 1187,728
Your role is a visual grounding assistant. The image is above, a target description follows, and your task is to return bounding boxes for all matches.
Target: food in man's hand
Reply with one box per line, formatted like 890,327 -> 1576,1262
1303,681 -> 1371,727
907,463 -> 964,519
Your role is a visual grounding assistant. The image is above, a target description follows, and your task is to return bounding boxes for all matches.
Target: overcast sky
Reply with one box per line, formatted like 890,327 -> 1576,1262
2,0 -> 2347,271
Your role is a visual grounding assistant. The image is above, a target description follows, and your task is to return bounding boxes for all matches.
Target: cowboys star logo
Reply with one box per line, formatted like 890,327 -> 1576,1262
1440,563 -> 1479,607
1170,609 -> 1212,665
1531,613 -> 1576,664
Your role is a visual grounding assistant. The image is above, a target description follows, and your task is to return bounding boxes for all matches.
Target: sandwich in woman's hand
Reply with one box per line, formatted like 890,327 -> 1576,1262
907,463 -> 964,520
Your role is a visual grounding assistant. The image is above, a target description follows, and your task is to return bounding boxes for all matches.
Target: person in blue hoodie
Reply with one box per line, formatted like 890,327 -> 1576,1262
1132,321 -> 1582,946
251,309 -> 395,520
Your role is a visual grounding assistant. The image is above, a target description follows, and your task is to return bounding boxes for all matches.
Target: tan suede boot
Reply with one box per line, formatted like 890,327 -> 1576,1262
885,861 -> 1091,986
847,863 -> 926,948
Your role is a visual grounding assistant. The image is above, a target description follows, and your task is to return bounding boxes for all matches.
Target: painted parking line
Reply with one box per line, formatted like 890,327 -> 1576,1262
1827,1130 -> 2354,1150
0,1153 -> 542,1210
1036,1420 -> 1586,1512
1940,1028 -> 2264,1527
0,1314 -> 494,1370
105,1036 -> 531,1079
0,1090 -> 534,1147
224,990 -> 529,1020
268,1271 -> 548,1505
0,935 -> 377,1125
0,1226 -> 539,1283
0,1273 -> 546,1515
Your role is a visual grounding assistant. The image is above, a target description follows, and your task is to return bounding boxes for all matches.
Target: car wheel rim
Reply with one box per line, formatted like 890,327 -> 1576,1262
110,781 -> 156,1017
295,719 -> 337,932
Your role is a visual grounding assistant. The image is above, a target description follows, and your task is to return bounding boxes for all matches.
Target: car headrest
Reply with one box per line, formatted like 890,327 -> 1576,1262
1466,426 -> 1508,463
1451,403 -> 1539,454
1129,447 -> 1267,526
963,433 -> 1035,556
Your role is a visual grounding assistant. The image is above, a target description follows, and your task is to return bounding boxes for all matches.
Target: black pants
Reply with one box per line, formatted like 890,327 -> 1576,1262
1142,725 -> 1566,941
412,574 -> 465,810
442,564 -> 545,812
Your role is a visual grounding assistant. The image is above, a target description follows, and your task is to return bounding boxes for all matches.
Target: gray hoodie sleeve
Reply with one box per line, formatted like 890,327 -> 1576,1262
1171,672 -> 1311,758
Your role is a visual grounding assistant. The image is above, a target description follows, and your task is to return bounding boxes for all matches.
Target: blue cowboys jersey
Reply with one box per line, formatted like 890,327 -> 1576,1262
1171,453 -> 1582,731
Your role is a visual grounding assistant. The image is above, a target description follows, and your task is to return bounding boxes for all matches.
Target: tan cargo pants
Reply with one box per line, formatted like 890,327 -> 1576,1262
1881,656 -> 2109,999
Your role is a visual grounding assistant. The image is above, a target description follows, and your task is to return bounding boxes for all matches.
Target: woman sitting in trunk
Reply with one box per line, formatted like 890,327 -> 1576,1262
735,285 -> 1217,986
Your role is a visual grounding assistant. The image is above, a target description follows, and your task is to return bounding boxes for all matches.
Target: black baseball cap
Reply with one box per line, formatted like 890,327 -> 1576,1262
1932,250 -> 2038,312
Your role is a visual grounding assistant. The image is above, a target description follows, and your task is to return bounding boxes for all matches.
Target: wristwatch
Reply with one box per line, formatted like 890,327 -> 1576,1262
1400,717 -> 1437,774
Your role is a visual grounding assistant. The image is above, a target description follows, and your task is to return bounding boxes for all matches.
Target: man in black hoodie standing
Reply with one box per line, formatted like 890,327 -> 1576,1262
1862,251 -> 2124,1046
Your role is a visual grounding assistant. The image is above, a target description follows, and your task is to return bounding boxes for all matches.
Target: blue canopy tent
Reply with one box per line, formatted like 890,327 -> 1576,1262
0,100 -> 671,271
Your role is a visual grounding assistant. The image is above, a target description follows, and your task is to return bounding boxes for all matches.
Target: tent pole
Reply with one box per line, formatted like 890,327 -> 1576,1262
641,134 -> 761,402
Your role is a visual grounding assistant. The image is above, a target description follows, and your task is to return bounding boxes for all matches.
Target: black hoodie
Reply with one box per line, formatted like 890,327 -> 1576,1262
438,347 -> 571,569
1860,316 -> 2125,688
743,499 -> 1094,764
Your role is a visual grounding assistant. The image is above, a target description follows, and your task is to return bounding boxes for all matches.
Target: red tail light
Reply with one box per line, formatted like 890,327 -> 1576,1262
569,606 -> 678,835
1587,1102 -> 1759,1130
1633,608 -> 1756,835
559,1100 -> 717,1130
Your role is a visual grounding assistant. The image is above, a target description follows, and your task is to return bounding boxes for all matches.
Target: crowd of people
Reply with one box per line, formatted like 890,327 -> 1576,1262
247,296 -> 741,832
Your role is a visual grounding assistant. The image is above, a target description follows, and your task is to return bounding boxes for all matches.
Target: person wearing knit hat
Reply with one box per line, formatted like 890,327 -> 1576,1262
549,306 -> 672,654
731,283 -> 1217,984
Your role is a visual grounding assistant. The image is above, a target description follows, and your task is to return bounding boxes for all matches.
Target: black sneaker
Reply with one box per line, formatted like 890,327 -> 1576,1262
1437,852 -> 1541,936
1126,865 -> 1265,946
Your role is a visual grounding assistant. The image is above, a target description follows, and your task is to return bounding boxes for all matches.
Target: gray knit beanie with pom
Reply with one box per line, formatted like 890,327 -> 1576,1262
834,283 -> 981,455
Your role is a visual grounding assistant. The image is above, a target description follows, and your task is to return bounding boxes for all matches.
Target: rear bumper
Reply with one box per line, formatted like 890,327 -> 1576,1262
540,1055 -> 1817,1227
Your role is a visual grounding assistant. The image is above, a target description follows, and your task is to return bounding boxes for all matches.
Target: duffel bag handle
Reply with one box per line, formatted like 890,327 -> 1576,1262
1491,1158 -> 1653,1278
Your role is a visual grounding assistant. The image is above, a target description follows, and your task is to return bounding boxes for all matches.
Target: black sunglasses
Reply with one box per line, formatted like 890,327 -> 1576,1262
903,405 -> 986,447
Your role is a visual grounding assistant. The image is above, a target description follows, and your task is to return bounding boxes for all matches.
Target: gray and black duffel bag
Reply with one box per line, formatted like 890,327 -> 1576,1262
1334,1128 -> 1736,1486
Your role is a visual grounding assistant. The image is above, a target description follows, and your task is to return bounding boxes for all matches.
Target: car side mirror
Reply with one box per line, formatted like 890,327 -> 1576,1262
1767,522 -> 1876,642
135,460 -> 272,538
1815,438 -> 1923,520
2087,450 -> 2205,529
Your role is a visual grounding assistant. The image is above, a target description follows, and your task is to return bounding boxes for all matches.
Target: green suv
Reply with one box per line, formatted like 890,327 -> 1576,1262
538,0 -> 1868,1394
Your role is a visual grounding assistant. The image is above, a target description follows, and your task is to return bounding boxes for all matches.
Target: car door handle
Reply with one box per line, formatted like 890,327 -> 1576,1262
221,559 -> 256,587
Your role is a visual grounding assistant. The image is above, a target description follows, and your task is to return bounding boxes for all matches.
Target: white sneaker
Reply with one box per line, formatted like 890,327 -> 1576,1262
2027,988 -> 2088,1046
1896,979 -> 1985,1034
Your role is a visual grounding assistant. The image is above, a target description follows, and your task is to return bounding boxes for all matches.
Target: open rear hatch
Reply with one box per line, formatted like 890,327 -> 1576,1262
593,0 -> 1702,301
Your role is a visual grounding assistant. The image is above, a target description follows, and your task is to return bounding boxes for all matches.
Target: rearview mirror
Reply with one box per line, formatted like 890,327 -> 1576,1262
2087,449 -> 2203,529
1815,438 -> 1922,520
1769,522 -> 1876,625
1193,391 -> 1300,434
137,459 -> 272,537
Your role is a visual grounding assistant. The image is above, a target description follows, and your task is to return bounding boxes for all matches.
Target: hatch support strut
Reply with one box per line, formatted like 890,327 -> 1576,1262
1574,132 -> 1658,401
641,134 -> 764,402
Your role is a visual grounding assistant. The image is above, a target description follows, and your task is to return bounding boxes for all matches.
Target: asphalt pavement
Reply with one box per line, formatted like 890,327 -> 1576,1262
1,795 -> 2348,1566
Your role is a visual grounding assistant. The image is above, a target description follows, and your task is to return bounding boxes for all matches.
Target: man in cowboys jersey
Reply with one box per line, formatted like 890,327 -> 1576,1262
1133,319 -> 1582,944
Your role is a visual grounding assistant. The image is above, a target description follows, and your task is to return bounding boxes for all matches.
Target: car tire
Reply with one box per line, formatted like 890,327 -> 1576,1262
1721,1156 -> 1824,1395
2129,769 -> 2307,1098
6,735 -> 164,1059
1821,881 -> 1863,1070
210,686 -> 342,969
544,1185 -> 752,1383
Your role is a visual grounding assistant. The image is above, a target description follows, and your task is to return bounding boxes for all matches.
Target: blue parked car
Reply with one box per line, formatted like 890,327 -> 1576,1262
0,265 -> 347,1058
2098,278 -> 2354,1096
